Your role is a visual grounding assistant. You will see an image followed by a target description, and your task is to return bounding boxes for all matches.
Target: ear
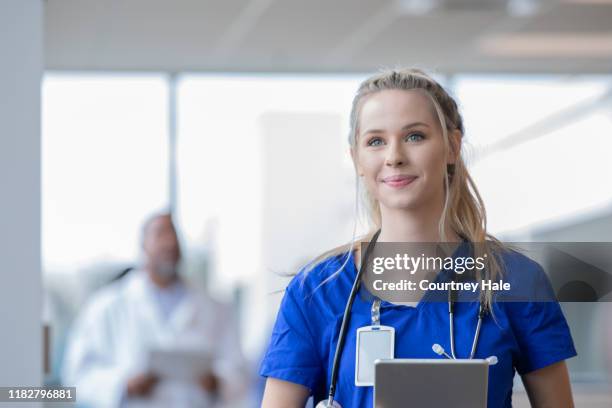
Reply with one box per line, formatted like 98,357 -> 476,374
350,147 -> 364,176
447,129 -> 462,165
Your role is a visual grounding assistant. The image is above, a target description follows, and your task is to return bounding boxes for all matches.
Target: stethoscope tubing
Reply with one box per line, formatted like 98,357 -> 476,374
326,229 -> 381,406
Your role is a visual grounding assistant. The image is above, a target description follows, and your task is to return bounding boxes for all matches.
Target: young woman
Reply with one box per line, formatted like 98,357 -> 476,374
259,69 -> 576,407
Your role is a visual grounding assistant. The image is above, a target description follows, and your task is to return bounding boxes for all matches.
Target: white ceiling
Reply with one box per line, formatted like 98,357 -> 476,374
44,0 -> 612,74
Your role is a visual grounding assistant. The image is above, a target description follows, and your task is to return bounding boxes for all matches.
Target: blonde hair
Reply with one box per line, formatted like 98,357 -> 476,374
304,68 -> 508,312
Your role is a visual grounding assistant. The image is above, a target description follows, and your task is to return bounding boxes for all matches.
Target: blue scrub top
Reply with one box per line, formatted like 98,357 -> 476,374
259,245 -> 577,407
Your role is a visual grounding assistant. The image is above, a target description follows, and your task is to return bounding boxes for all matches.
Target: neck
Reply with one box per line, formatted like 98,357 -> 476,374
377,200 -> 460,243
145,266 -> 179,289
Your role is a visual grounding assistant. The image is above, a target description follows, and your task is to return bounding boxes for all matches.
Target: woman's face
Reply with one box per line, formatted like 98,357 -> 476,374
353,89 -> 457,213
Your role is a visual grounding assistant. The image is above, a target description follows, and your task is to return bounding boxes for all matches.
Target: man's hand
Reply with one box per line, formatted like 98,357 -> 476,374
199,372 -> 220,393
126,373 -> 158,397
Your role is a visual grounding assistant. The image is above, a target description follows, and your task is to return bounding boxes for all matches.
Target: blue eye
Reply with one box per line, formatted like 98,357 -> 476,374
405,133 -> 424,142
367,137 -> 384,146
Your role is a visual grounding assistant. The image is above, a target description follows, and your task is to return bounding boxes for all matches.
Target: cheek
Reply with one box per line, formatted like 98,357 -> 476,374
356,156 -> 382,196
417,146 -> 447,177
356,153 -> 382,177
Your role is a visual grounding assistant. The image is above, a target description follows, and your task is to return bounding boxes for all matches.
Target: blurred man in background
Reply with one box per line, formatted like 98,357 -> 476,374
62,213 -> 247,407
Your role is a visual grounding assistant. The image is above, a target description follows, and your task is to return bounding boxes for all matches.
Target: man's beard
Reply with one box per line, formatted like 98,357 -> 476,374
152,259 -> 177,280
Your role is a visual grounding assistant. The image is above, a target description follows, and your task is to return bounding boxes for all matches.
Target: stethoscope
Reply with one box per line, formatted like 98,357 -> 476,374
316,229 -> 494,408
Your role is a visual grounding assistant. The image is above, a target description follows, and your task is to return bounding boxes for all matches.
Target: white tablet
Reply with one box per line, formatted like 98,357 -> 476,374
374,359 -> 489,408
148,348 -> 212,382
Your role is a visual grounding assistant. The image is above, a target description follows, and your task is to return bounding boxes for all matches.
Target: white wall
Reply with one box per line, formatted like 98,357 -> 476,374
0,0 -> 43,395
247,111 -> 355,357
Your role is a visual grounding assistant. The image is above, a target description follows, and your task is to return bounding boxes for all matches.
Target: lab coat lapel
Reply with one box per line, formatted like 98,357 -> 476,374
128,271 -> 198,342
168,292 -> 197,334
126,271 -> 175,345
168,287 -> 216,351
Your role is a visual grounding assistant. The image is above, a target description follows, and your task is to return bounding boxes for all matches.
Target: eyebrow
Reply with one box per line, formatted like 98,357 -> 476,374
362,122 -> 430,135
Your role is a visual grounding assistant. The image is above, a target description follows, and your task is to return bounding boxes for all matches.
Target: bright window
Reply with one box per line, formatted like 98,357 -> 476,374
455,75 -> 612,236
42,74 -> 169,273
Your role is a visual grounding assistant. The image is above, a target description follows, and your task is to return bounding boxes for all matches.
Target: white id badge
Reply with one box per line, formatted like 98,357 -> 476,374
355,325 -> 395,386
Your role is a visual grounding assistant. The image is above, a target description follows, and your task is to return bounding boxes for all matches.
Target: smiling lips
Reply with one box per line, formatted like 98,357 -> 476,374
382,175 -> 417,188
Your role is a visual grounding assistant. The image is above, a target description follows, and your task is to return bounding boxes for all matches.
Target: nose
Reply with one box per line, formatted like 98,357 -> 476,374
385,139 -> 406,167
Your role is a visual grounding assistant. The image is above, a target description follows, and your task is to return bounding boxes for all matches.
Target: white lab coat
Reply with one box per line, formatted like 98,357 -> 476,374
62,269 -> 247,408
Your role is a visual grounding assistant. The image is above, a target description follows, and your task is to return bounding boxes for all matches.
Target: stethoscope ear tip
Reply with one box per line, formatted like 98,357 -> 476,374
432,343 -> 454,359
432,343 -> 444,355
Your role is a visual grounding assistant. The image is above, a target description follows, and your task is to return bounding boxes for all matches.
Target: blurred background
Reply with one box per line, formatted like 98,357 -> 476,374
2,0 -> 612,406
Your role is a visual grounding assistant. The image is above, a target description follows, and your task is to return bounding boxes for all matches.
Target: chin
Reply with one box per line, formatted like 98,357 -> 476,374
379,198 -> 420,211
377,185 -> 442,212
